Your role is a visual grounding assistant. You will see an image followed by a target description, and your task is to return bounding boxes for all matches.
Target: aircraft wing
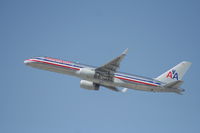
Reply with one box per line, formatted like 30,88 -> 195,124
94,49 -> 128,92
95,48 -> 128,73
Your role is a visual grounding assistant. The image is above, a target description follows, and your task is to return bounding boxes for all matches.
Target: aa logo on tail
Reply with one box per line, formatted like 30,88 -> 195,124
166,70 -> 179,80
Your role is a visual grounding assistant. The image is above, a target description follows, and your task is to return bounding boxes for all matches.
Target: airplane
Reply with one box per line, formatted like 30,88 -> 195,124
24,49 -> 191,94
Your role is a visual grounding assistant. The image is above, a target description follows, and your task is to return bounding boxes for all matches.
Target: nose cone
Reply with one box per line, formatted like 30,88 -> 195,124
24,59 -> 33,65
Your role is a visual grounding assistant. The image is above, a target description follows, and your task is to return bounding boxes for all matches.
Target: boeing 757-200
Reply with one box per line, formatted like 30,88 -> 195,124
24,49 -> 191,94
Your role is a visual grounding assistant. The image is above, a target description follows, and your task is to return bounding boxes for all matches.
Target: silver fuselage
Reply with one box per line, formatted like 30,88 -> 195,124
24,57 -> 181,93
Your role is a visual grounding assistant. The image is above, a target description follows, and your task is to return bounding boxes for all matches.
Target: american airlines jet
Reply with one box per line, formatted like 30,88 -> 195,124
24,49 -> 191,94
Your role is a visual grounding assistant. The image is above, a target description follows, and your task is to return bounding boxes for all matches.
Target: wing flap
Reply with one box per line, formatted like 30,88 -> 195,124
102,85 -> 128,93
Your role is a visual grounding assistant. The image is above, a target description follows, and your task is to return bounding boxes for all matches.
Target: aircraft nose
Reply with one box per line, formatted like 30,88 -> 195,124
24,59 -> 33,65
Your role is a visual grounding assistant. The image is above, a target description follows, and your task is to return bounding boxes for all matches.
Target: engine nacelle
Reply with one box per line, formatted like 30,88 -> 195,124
80,80 -> 99,90
78,68 -> 95,79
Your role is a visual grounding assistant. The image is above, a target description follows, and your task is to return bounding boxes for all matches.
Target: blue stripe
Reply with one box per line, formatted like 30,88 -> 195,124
35,57 -> 83,69
35,57 -> 161,86
115,73 -> 161,85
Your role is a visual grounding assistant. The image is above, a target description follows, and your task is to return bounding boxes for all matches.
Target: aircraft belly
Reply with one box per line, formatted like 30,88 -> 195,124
85,78 -> 116,87
134,85 -> 156,91
87,77 -> 157,91
27,62 -> 77,76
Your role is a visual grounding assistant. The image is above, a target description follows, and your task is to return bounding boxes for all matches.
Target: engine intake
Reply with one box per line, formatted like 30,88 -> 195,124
80,80 -> 99,90
78,68 -> 95,79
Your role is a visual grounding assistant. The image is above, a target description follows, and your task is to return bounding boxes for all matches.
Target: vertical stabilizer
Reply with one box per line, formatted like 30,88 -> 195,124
156,61 -> 192,84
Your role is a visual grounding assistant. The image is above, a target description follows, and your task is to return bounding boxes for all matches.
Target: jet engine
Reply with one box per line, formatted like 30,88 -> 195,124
78,68 -> 95,79
80,80 -> 99,90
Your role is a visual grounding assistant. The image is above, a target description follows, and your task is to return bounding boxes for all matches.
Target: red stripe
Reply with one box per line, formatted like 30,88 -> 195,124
28,59 -> 80,70
27,59 -> 157,86
115,76 -> 158,87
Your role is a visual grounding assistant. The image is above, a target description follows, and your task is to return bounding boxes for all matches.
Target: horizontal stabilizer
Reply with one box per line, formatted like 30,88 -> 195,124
164,80 -> 184,88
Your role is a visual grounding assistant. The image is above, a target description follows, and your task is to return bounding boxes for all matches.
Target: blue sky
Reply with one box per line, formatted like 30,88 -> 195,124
1,0 -> 200,133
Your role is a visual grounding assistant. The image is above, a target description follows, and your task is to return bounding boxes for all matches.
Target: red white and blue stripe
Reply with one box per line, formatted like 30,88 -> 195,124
26,57 -> 161,87
26,57 -> 83,70
114,73 -> 161,87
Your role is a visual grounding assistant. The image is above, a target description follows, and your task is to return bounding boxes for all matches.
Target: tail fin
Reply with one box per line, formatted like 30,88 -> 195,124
155,61 -> 192,84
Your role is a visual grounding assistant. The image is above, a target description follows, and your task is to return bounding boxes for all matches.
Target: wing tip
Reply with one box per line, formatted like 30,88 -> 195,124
122,48 -> 128,55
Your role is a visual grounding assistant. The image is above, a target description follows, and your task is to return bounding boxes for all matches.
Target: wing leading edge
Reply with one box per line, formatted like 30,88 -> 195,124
94,49 -> 128,92
96,48 -> 128,73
